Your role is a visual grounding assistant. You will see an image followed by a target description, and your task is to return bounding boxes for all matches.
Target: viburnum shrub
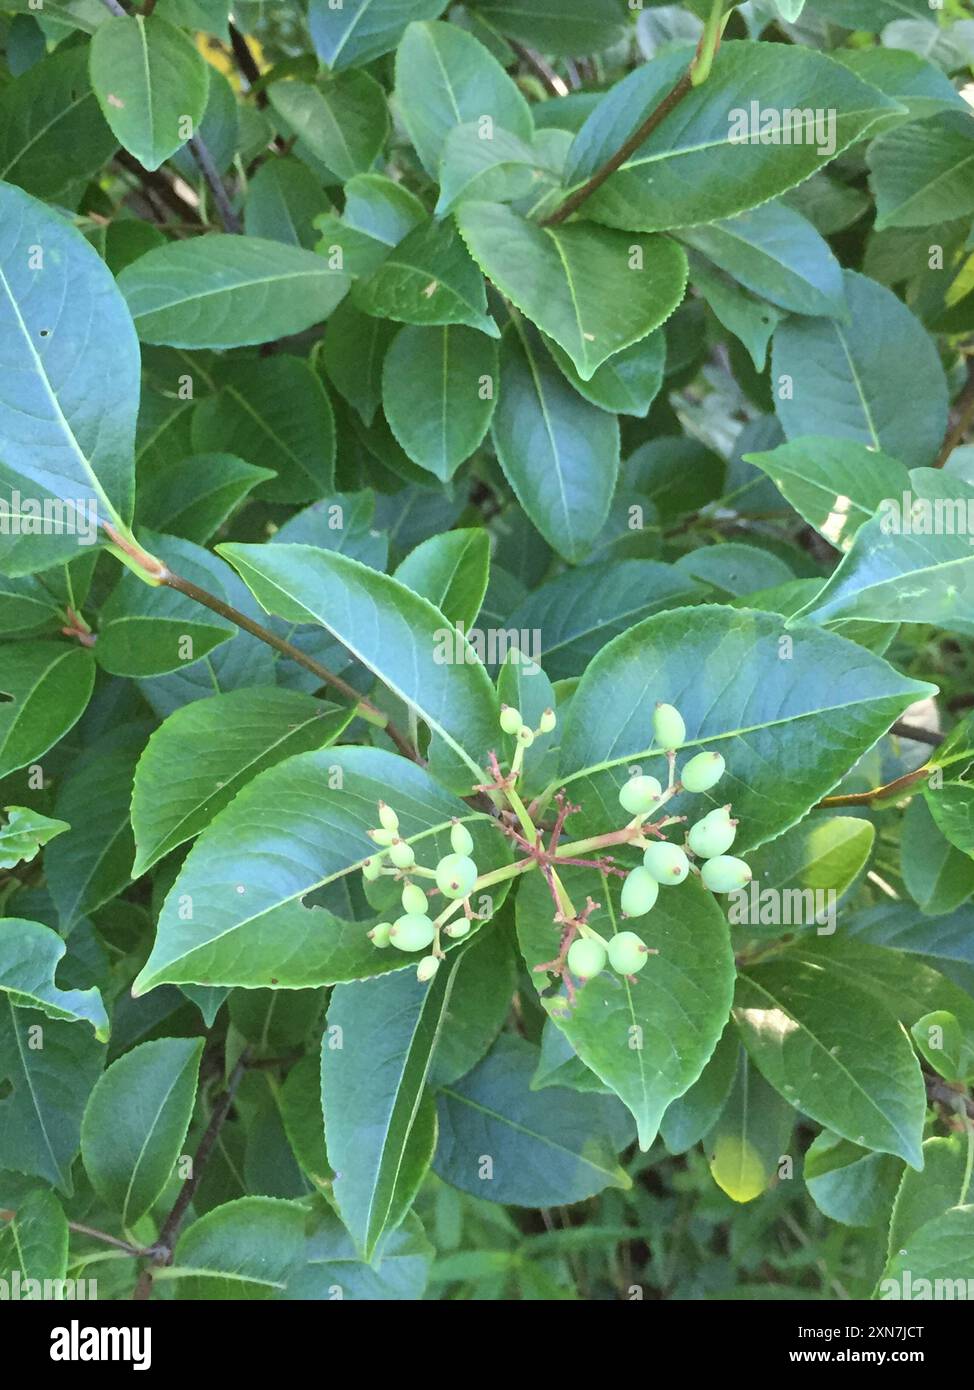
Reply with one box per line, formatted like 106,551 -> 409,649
1,0 -> 974,1311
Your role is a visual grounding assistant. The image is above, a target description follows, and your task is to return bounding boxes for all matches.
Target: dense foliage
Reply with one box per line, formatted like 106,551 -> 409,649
1,0 -> 974,1304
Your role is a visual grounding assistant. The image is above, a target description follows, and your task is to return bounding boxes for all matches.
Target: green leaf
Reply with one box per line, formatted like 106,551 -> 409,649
243,157 -> 331,250
285,1204 -> 432,1300
546,330 -> 666,417
171,1196 -> 304,1299
394,529 -> 490,630
888,1134 -> 969,1256
458,202 -> 687,381
191,357 -> 336,504
869,111 -> 974,229
0,47 -> 116,200
436,125 -> 552,216
352,216 -> 498,337
0,181 -> 140,564
796,469 -> 974,632
880,1206 -> 974,1298
117,235 -> 351,348
734,954 -> 927,1167
0,1189 -> 68,1284
803,1131 -> 903,1228
382,324 -> 497,482
910,1010 -> 969,1083
429,923 -> 518,1088
473,0 -> 630,56
518,867 -> 734,1150
138,452 -> 274,543
745,437 -> 910,551
319,298 -> 397,425
0,806 -> 69,869
491,320 -> 620,564
660,1025 -> 739,1155
556,605 -> 934,849
268,73 -> 389,183
0,642 -> 95,779
901,795 -> 974,916
677,203 -> 846,319
394,19 -> 533,176
323,959 -> 463,1257
80,1036 -> 203,1225
926,780 -> 974,858
308,0 -> 445,72
706,1050 -> 794,1203
132,688 -> 352,876
772,270 -> 948,470
732,816 -> 875,938
0,918 -> 108,1039
0,1005 -> 104,1192
674,543 -> 795,599
434,1034 -> 633,1205
132,747 -> 509,993
89,14 -> 210,171
217,543 -> 499,792
689,255 -> 782,372
562,43 -> 900,232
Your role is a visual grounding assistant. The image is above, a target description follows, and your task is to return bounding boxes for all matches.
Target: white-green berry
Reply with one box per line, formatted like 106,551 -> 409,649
450,821 -> 474,856
362,856 -> 383,882
653,703 -> 686,750
368,922 -> 392,948
538,708 -> 556,734
688,806 -> 737,859
417,954 -> 440,983
401,882 -> 428,914
642,841 -> 690,884
607,931 -> 650,975
567,937 -> 607,981
369,826 -> 396,847
499,705 -> 522,736
680,751 -> 725,793
701,855 -> 751,894
388,838 -> 416,870
435,852 -> 478,899
517,725 -> 535,747
619,774 -> 663,816
378,801 -> 398,833
444,918 -> 471,938
620,866 -> 660,917
390,913 -> 436,951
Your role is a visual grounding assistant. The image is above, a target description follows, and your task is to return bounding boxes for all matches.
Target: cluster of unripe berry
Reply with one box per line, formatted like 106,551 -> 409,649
564,703 -> 752,986
362,803 -> 480,982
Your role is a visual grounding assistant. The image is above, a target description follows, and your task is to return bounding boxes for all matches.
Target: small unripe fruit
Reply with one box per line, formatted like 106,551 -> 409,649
417,954 -> 440,983
368,922 -> 392,948
619,774 -> 663,816
517,726 -> 535,747
688,806 -> 737,859
701,855 -> 751,894
388,838 -> 416,870
538,708 -> 556,734
680,750 -> 725,793
643,841 -> 690,884
401,882 -> 428,914
362,856 -> 383,882
450,821 -> 474,856
499,705 -> 522,736
567,937 -> 607,981
369,827 -> 396,846
444,919 -> 471,938
390,913 -> 436,951
620,866 -> 660,917
436,852 -> 478,899
608,931 -> 650,975
378,801 -> 398,832
654,702 -> 686,750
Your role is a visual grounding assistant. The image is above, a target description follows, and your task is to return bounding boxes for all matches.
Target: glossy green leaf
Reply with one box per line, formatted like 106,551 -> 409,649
171,1196 -> 304,1299
888,1134 -> 969,1257
546,330 -> 666,417
0,1189 -> 67,1284
869,112 -> 974,230
0,806 -> 69,869
243,157 -> 332,250
660,1026 -> 739,1155
880,1206 -> 974,1298
901,795 -> 974,916
308,0 -> 445,72
731,816 -> 875,938
138,453 -> 274,543
0,643 -> 95,779
0,47 -> 116,200
474,0 -> 630,56
352,217 -> 497,337
268,73 -> 389,182
394,529 -> 490,630
706,1051 -> 794,1203
0,918 -> 108,1039
803,1131 -> 902,1228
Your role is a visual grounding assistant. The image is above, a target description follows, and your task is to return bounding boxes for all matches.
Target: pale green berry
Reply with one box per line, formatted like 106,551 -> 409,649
450,821 -> 474,856
653,702 -> 686,750
417,954 -> 440,983
388,838 -> 416,870
390,913 -> 436,951
436,852 -> 478,899
567,937 -> 607,981
608,931 -> 650,975
620,866 -> 660,917
517,726 -> 535,747
538,708 -> 556,734
499,705 -> 522,736
687,806 -> 737,859
642,841 -> 690,884
401,882 -> 428,914
378,801 -> 399,833
618,774 -> 663,816
369,827 -> 396,847
444,918 -> 471,938
368,922 -> 392,948
680,750 -> 725,793
701,855 -> 752,894
362,856 -> 383,882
